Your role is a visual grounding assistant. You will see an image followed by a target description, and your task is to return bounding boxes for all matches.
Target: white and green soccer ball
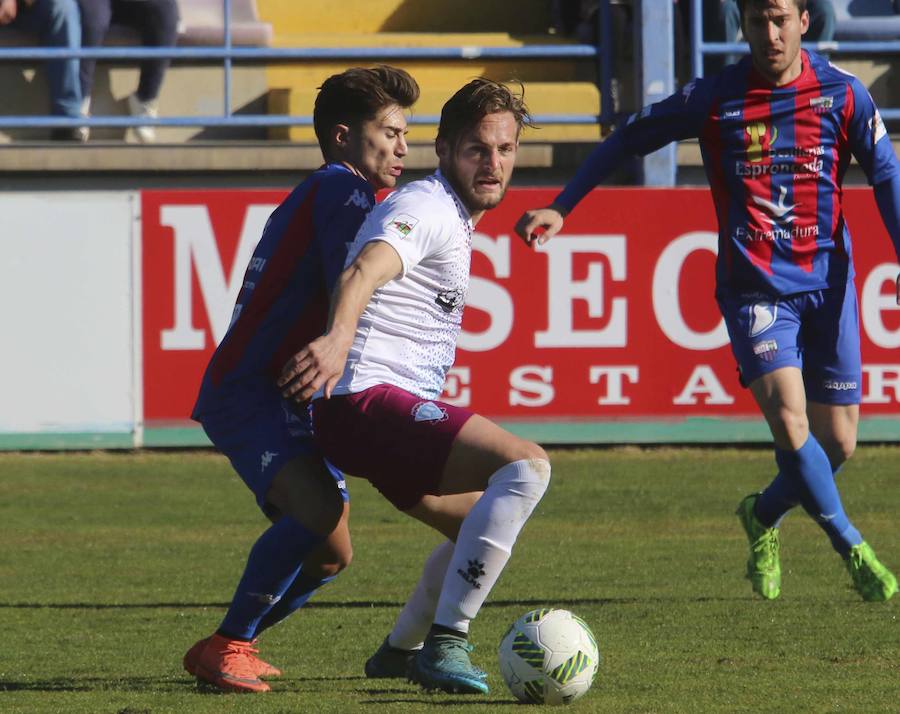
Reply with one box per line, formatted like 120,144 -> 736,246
498,608 -> 600,706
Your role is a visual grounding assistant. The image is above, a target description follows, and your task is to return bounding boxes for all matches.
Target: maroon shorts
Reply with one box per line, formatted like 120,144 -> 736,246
311,384 -> 474,510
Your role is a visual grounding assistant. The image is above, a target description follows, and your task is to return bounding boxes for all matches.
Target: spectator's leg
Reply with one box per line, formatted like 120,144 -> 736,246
722,0 -> 742,65
17,0 -> 82,117
76,0 -> 112,102
114,0 -> 178,103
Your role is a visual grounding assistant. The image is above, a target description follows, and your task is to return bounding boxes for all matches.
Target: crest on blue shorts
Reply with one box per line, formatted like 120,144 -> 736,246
753,339 -> 779,362
749,302 -> 777,337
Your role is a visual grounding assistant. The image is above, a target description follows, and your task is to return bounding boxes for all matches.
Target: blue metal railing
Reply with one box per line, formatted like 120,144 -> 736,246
690,0 -> 900,120
0,0 -> 615,133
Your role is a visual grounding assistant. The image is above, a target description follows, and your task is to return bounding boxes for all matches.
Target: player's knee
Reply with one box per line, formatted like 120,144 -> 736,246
512,440 -> 549,465
772,409 -> 809,450
304,540 -> 353,579
824,433 -> 856,468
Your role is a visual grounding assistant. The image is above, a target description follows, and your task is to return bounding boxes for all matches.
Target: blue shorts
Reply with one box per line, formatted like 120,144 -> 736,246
717,282 -> 862,405
198,390 -> 349,516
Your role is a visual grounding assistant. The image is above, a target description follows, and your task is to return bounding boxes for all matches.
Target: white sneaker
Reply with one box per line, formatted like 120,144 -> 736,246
77,96 -> 91,142
127,93 -> 158,143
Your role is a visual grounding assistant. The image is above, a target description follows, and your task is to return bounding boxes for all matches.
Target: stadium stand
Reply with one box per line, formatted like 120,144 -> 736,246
0,0 -> 600,146
259,0 -> 600,144
832,0 -> 900,40
0,0 -> 273,143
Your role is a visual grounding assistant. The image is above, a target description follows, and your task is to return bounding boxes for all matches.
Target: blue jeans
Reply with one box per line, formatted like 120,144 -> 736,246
12,0 -> 82,117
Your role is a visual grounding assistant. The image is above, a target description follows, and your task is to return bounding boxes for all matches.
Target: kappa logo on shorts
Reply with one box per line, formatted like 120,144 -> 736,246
411,401 -> 449,423
749,302 -> 777,337
753,339 -> 779,362
824,379 -> 858,391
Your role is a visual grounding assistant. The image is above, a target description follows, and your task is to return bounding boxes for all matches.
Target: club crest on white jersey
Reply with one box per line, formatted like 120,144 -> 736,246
385,214 -> 419,238
412,401 -> 448,423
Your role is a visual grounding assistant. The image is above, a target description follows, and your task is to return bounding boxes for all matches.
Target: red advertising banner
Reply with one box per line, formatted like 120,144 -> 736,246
142,188 -> 900,423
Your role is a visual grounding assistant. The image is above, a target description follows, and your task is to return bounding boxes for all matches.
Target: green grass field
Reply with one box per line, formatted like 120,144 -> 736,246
1,447 -> 898,713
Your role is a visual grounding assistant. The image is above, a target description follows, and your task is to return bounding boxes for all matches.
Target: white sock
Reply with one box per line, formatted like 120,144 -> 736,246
433,458 -> 551,633
387,540 -> 454,651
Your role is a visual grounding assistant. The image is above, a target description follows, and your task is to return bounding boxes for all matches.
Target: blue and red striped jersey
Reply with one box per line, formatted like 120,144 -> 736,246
556,50 -> 900,296
192,163 -> 374,420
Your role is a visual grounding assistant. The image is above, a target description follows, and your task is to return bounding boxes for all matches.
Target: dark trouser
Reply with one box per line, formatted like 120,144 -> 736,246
77,0 -> 178,101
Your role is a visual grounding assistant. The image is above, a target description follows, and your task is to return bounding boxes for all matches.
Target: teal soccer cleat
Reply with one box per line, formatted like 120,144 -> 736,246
410,633 -> 489,694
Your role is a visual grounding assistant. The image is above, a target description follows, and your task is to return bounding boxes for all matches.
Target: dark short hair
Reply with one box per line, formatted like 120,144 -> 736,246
314,65 -> 419,158
437,78 -> 533,147
737,0 -> 807,16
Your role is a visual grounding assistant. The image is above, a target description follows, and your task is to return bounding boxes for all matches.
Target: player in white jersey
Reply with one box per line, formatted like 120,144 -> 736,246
279,78 -> 550,695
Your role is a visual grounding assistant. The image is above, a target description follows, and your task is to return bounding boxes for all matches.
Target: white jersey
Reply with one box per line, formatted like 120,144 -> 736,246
330,171 -> 473,399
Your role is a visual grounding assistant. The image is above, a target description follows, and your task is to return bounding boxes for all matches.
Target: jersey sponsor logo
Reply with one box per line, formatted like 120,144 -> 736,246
344,189 -> 372,210
457,558 -> 486,589
411,401 -> 449,423
435,287 -> 465,313
745,121 -> 778,163
249,257 -> 267,272
823,379 -> 858,391
260,450 -> 279,471
752,339 -> 779,362
749,302 -> 777,337
809,96 -> 834,114
868,109 -> 887,144
385,213 -> 419,238
733,223 -> 819,243
751,185 -> 797,225
723,109 -> 742,119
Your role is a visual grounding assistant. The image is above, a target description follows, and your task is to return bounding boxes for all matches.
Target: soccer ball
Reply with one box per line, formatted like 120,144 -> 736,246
498,608 -> 600,705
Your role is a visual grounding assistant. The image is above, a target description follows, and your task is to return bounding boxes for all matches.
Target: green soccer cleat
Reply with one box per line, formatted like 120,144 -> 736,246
846,542 -> 898,602
736,493 -> 782,600
409,633 -> 489,694
364,637 -> 418,679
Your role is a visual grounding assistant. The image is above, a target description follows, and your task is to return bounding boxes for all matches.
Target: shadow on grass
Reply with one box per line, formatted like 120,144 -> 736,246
0,596 -> 717,611
359,698 -> 500,706
0,676 -> 190,693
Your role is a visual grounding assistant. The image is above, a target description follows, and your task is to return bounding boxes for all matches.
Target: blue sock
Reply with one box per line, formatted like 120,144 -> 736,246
755,470 -> 802,527
756,461 -> 845,528
218,517 -> 324,641
775,435 -> 863,557
253,570 -> 338,637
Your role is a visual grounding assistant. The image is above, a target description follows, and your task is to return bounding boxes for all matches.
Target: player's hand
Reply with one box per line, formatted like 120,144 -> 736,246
278,333 -> 349,403
514,206 -> 565,246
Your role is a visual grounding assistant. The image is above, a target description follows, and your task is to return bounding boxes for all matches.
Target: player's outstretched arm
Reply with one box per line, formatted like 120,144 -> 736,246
279,241 -> 403,401
872,175 -> 900,305
514,203 -> 568,246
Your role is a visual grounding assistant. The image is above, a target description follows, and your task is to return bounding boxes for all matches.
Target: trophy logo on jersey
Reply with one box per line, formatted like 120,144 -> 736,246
745,121 -> 778,163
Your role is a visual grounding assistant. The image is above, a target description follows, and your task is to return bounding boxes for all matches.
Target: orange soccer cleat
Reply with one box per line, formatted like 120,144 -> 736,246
184,636 -> 282,679
183,634 -> 277,693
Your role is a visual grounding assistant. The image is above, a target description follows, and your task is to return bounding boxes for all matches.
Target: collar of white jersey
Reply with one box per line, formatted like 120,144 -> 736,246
434,169 -> 475,235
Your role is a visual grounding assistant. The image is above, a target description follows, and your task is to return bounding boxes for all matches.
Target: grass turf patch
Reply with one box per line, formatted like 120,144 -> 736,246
1,447 -> 897,712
